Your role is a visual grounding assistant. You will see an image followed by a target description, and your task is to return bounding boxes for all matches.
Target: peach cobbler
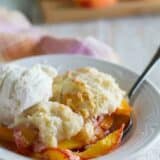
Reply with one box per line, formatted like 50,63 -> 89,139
0,64 -> 132,160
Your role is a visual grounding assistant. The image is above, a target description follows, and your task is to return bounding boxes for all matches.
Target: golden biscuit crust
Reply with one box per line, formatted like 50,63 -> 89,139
14,101 -> 84,147
53,67 -> 125,119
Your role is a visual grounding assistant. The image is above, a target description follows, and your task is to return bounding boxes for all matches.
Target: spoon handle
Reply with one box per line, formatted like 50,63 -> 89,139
128,47 -> 160,99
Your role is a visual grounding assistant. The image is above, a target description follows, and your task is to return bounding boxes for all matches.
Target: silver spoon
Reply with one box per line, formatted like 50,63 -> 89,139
124,47 -> 160,136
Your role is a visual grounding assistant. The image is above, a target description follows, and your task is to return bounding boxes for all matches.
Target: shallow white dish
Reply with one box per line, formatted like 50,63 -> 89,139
0,55 -> 160,160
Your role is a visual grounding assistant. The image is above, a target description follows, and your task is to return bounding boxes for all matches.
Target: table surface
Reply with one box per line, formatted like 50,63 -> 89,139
37,15 -> 160,160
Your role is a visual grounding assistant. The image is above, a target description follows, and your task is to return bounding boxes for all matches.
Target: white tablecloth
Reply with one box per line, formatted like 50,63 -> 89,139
38,15 -> 160,160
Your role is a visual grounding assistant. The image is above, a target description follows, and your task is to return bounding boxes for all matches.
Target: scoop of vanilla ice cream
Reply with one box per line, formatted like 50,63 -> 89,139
0,64 -> 27,125
0,64 -> 57,125
14,101 -> 84,147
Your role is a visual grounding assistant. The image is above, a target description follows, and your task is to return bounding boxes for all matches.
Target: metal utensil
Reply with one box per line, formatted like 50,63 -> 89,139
124,47 -> 160,136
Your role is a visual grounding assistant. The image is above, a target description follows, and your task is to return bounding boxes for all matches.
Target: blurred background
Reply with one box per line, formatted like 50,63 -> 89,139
0,0 -> 160,23
0,1 -> 160,160
0,0 -> 160,88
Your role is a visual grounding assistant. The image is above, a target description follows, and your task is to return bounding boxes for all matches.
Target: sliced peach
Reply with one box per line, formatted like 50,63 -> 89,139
78,125 -> 124,159
59,139 -> 84,150
110,114 -> 130,132
63,149 -> 81,160
0,126 -> 18,152
99,115 -> 113,130
37,148 -> 81,160
13,126 -> 38,148
13,125 -> 38,155
0,126 -> 14,142
110,99 -> 132,131
115,99 -> 132,116
42,148 -> 69,160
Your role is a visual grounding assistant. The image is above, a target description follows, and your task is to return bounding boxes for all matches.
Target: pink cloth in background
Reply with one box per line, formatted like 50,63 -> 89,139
0,7 -> 119,63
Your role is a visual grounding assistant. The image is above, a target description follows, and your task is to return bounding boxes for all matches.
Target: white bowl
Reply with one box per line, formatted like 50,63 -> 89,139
0,55 -> 160,160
